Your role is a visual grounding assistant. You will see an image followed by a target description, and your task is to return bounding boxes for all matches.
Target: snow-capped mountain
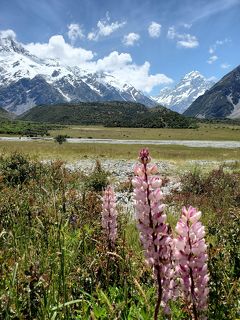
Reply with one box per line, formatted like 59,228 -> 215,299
0,36 -> 155,114
152,71 -> 215,114
184,65 -> 240,119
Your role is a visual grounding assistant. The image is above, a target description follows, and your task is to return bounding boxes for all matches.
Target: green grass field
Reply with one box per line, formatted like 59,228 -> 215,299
49,123 -> 240,141
0,140 -> 239,163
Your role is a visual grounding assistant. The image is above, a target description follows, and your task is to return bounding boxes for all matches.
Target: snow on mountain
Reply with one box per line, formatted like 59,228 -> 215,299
152,71 -> 215,114
0,35 -> 155,114
184,65 -> 240,119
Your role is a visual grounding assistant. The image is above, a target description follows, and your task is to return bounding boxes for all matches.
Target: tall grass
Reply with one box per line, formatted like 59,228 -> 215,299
0,153 -> 239,319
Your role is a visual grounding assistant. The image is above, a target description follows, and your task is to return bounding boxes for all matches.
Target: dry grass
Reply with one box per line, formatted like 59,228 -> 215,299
0,140 -> 239,162
49,123 -> 240,141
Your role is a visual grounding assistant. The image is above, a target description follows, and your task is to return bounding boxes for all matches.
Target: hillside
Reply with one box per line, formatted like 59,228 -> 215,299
184,65 -> 240,119
0,107 -> 11,120
19,101 -> 196,128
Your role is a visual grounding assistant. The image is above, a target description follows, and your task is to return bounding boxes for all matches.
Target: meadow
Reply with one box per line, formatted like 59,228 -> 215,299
0,151 -> 239,319
0,140 -> 239,163
48,123 -> 240,141
0,122 -> 240,319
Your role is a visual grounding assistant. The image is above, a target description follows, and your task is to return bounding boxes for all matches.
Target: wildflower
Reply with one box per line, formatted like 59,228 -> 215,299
174,206 -> 209,320
132,148 -> 173,318
102,186 -> 118,249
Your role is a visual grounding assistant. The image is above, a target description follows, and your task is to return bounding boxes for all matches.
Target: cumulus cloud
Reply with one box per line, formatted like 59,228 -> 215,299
94,51 -> 133,71
91,51 -> 173,92
167,26 -> 199,48
122,32 -> 140,46
25,35 -> 94,66
148,22 -> 161,38
67,23 -> 84,44
207,55 -> 218,64
17,28 -> 172,93
87,13 -> 126,41
0,29 -> 16,39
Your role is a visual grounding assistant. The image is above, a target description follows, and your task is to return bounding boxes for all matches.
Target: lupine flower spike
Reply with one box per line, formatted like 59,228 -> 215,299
132,148 -> 174,318
102,186 -> 118,250
174,206 -> 209,320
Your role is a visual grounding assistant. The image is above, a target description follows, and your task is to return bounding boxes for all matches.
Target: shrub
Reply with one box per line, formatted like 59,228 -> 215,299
0,153 -> 34,186
54,134 -> 68,144
84,160 -> 109,192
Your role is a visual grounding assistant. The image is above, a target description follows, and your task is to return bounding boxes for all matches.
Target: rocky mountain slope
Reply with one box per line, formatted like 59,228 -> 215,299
152,71 -> 214,113
184,65 -> 240,119
0,35 -> 155,114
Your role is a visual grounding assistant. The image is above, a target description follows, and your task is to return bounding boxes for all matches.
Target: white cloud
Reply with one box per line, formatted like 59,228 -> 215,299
167,26 -> 199,48
25,35 -> 94,66
67,24 -> 84,44
122,33 -> 140,46
92,51 -> 173,92
183,23 -> 192,29
148,22 -> 161,38
207,55 -> 218,64
191,0 -> 240,23
87,13 -> 126,41
94,51 -> 133,71
21,31 -> 172,93
0,29 -> 16,39
209,38 -> 231,54
221,63 -> 231,69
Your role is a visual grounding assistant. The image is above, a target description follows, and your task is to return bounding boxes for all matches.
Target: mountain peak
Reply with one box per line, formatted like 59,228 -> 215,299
184,64 -> 240,119
0,36 -> 28,55
152,70 -> 215,113
182,70 -> 204,80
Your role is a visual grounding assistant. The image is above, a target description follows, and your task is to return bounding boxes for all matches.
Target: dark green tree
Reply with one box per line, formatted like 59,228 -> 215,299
54,134 -> 67,145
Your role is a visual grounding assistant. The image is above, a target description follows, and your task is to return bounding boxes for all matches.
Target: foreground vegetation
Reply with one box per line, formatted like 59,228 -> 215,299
0,152 -> 239,319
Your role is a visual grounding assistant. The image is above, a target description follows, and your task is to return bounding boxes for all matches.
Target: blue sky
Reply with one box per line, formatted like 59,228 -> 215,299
0,0 -> 240,95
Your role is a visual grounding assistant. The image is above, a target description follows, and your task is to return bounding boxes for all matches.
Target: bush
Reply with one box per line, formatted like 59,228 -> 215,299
84,160 -> 109,192
54,134 -> 68,144
0,153 -> 34,186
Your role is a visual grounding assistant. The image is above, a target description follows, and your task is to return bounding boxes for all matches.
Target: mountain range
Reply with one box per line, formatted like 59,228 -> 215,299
184,65 -> 240,119
152,71 -> 215,114
0,35 -> 154,115
1,34 -> 239,120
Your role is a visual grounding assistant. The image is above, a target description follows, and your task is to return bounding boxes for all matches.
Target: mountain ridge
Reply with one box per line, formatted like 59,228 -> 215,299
152,71 -> 215,114
0,35 -> 155,114
184,65 -> 240,119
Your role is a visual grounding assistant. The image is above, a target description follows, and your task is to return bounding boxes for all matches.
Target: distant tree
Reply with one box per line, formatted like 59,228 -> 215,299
54,134 -> 67,145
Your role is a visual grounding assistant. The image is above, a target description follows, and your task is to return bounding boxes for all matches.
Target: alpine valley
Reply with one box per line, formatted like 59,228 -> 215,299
0,35 -> 155,115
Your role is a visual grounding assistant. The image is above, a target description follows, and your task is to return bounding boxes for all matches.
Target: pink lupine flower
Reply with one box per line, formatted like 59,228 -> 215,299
102,186 -> 118,249
132,148 -> 174,318
174,206 -> 209,320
